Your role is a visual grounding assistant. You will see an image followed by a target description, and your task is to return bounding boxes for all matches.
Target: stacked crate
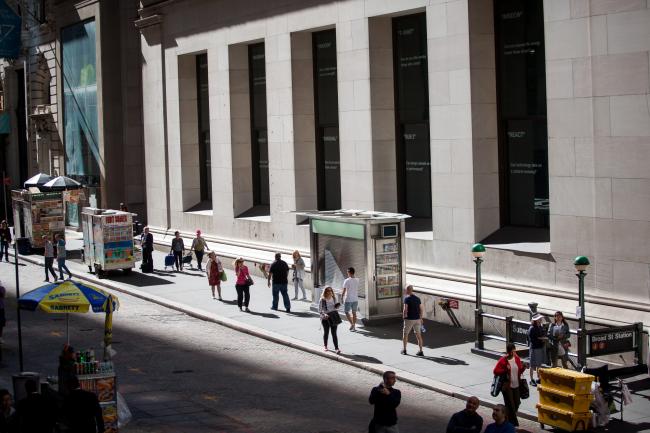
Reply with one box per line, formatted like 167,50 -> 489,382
536,368 -> 594,431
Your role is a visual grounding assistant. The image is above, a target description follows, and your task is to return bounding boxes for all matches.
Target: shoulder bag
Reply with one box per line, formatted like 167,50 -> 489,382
519,377 -> 530,399
490,375 -> 505,397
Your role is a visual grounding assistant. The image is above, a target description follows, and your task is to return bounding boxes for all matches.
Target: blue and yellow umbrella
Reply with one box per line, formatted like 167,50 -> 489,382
19,280 -> 119,345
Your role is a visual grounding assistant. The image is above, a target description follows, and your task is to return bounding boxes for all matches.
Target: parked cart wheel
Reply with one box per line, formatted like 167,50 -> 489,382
94,264 -> 105,279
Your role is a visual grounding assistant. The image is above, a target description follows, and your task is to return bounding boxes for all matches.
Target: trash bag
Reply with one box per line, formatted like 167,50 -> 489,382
591,382 -> 610,427
622,383 -> 633,406
117,392 -> 132,428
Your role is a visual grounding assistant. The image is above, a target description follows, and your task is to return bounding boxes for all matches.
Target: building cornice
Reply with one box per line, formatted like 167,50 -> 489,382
134,13 -> 163,30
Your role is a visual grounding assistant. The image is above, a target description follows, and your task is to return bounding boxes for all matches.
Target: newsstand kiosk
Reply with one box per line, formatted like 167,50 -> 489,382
300,210 -> 410,324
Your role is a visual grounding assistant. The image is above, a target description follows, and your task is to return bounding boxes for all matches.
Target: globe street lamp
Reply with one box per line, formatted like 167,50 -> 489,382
472,243 -> 486,349
574,256 -> 590,332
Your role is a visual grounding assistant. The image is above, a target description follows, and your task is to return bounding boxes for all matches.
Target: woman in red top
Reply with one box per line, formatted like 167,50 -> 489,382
206,252 -> 223,300
493,343 -> 526,427
234,257 -> 251,312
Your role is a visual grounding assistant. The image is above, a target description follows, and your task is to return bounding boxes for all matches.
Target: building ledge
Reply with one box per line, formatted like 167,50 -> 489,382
481,226 -> 550,256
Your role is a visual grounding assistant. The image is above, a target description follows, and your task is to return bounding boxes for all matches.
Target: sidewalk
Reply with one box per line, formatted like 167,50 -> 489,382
13,236 -> 650,431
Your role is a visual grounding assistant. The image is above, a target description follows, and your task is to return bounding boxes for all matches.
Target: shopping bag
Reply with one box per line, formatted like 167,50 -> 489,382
220,271 -> 227,282
117,392 -> 132,428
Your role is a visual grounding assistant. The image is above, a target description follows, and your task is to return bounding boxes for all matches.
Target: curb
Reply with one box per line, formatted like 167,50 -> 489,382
11,251 -> 539,422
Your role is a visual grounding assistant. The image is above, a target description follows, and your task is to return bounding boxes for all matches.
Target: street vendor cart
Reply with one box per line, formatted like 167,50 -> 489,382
18,280 -> 122,432
82,208 -> 136,277
11,189 -> 65,251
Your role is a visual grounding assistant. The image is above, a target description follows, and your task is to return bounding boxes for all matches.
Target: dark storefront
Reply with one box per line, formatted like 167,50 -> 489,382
313,29 -> 341,211
249,42 -> 269,208
393,13 -> 431,221
495,0 -> 549,228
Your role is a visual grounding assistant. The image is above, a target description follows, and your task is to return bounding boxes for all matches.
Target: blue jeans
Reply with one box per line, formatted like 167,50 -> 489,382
58,258 -> 72,279
1,241 -> 8,261
272,283 -> 291,311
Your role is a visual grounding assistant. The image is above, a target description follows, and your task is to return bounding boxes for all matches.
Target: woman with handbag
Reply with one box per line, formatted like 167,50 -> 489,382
527,313 -> 546,386
493,343 -> 526,427
319,286 -> 341,354
291,250 -> 307,300
206,252 -> 223,300
234,257 -> 252,312
548,311 -> 570,368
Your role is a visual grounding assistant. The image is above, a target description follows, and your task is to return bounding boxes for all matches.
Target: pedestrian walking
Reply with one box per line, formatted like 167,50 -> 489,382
341,267 -> 359,331
62,376 -> 104,433
15,380 -> 56,433
318,286 -> 341,354
0,221 -> 11,262
191,230 -> 209,271
141,226 -> 154,270
55,234 -> 72,280
528,313 -> 546,386
267,252 -> 291,313
291,250 -> 306,300
493,343 -> 526,427
206,252 -> 223,300
0,388 -> 16,433
43,235 -> 58,282
368,371 -> 401,433
170,231 -> 185,271
234,257 -> 251,312
446,396 -> 483,433
401,285 -> 424,356
548,311 -> 570,368
0,284 -> 5,345
484,404 -> 515,433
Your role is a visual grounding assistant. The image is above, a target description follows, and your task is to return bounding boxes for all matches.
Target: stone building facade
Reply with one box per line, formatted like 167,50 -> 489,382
0,0 -> 146,219
142,0 -> 648,327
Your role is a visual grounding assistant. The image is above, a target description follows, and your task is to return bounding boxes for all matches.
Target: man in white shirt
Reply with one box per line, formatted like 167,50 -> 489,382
341,267 -> 360,331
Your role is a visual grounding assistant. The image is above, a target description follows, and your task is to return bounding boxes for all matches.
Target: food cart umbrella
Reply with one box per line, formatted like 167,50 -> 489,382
23,172 -> 54,188
41,176 -> 83,191
18,280 -> 120,345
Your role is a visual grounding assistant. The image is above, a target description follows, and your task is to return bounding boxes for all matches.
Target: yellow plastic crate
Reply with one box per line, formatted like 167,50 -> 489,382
539,368 -> 594,395
538,385 -> 594,413
537,403 -> 591,431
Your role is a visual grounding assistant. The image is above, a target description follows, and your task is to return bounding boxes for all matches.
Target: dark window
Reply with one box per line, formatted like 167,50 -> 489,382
35,0 -> 46,23
393,14 -> 431,219
196,54 -> 212,203
249,43 -> 269,206
313,30 -> 341,210
495,0 -> 549,227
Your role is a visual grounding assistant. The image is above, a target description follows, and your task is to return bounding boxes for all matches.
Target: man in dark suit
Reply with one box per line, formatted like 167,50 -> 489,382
63,377 -> 104,433
141,226 -> 154,270
15,380 -> 56,433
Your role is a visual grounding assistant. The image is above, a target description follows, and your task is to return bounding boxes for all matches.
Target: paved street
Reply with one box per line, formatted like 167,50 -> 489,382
0,258 -> 545,433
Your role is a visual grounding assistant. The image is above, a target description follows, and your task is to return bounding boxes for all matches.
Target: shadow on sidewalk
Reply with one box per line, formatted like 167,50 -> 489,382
357,319 -> 475,351
341,354 -> 383,364
246,310 -> 280,319
104,272 -> 175,287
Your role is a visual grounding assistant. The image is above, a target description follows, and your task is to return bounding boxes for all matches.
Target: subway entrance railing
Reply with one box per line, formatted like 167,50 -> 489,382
471,310 -> 646,375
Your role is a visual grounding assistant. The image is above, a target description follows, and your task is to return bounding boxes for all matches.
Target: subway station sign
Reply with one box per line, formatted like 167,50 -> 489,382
587,326 -> 638,357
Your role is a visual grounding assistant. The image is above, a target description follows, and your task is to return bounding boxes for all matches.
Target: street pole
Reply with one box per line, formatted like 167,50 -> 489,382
2,170 -> 7,222
574,256 -> 590,368
577,270 -> 586,331
14,242 -> 24,371
472,243 -> 486,350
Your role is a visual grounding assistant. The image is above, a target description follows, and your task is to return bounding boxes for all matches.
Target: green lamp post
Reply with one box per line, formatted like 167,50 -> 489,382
472,243 -> 486,349
574,256 -> 590,331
